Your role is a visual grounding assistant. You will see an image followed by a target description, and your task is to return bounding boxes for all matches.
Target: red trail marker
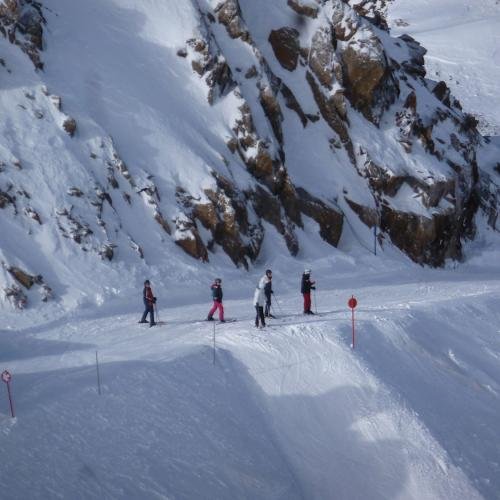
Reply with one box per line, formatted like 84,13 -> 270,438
348,296 -> 358,349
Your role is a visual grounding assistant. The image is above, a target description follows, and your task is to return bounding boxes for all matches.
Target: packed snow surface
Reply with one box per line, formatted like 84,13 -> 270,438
1,248 -> 500,499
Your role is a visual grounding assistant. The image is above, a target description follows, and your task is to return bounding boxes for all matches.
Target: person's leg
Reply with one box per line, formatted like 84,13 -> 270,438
217,302 -> 225,321
259,306 -> 266,327
255,305 -> 260,327
149,305 -> 155,326
264,298 -> 270,317
207,301 -> 217,319
140,307 -> 148,322
304,293 -> 311,313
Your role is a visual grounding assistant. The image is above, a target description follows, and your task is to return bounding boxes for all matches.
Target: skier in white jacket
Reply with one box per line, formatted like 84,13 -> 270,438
253,279 -> 266,328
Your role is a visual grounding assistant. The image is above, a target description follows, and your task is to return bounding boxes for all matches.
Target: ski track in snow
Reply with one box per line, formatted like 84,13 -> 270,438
2,275 -> 499,499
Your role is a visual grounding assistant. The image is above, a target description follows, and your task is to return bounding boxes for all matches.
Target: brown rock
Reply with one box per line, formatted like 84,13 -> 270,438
215,0 -> 250,41
63,117 -> 77,137
175,233 -> 208,262
0,190 -> 15,208
432,81 -> 451,107
287,0 -> 318,18
280,83 -> 308,127
306,71 -> 354,162
309,26 -> 336,88
0,0 -> 20,18
296,188 -> 343,246
381,205 -> 461,266
268,27 -> 300,71
8,266 -> 35,289
331,3 -> 359,41
341,35 -> 387,120
248,144 -> 274,179
154,211 -> 171,234
259,85 -> 283,145
251,185 -> 299,256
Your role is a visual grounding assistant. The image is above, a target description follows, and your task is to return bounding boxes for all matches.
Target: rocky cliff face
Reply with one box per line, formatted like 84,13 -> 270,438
176,0 -> 496,266
0,0 -> 498,307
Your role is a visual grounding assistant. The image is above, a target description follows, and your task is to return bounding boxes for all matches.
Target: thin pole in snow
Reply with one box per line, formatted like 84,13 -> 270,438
1,371 -> 15,418
351,307 -> 355,349
95,351 -> 102,396
273,292 -> 284,315
348,296 -> 358,349
374,225 -> 377,256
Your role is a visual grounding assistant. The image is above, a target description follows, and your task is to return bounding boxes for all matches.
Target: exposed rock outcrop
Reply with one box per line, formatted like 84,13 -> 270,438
0,0 -> 45,69
268,27 -> 300,72
287,0 -> 319,18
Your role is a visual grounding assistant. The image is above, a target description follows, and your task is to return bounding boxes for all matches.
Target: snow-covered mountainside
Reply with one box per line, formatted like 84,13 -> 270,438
1,0 -> 499,310
387,0 -> 500,137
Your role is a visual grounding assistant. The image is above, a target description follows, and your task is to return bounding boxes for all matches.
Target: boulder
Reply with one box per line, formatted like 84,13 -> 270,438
63,117 -> 77,137
341,34 -> 387,120
215,0 -> 250,41
287,0 -> 319,18
268,27 -> 300,71
309,26 -> 336,88
8,266 -> 35,289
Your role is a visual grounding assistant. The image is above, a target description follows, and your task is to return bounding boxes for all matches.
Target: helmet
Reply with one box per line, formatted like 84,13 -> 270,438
304,269 -> 311,274
265,269 -> 272,276
144,279 -> 150,285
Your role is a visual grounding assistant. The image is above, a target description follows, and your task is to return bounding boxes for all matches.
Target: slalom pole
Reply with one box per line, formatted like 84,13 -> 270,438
95,351 -> 102,396
1,371 -> 15,418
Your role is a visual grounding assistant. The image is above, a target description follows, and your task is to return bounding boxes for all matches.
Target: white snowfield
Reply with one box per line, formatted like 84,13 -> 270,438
1,254 -> 500,499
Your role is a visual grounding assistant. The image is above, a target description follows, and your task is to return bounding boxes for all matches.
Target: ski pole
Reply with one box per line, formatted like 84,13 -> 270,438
270,302 -> 278,318
273,292 -> 284,315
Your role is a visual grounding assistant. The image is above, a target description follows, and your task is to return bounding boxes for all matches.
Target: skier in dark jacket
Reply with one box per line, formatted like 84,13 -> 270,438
207,278 -> 225,322
301,270 -> 316,314
139,279 -> 156,326
262,269 -> 274,318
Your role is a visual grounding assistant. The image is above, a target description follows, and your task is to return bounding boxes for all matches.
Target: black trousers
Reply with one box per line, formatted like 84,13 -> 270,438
264,294 -> 271,316
255,305 -> 265,327
141,304 -> 155,325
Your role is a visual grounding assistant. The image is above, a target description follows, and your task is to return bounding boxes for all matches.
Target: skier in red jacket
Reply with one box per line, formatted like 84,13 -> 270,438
139,280 -> 156,327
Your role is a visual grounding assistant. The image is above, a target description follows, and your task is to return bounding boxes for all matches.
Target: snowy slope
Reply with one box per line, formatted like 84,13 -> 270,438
1,260 -> 499,499
388,0 -> 500,136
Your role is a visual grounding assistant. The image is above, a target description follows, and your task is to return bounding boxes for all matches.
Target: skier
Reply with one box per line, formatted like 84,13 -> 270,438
207,278 -> 225,322
301,269 -> 316,314
253,279 -> 266,328
260,269 -> 274,318
139,279 -> 156,327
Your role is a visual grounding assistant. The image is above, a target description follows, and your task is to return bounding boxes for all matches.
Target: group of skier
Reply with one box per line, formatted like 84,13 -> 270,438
139,270 -> 316,328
